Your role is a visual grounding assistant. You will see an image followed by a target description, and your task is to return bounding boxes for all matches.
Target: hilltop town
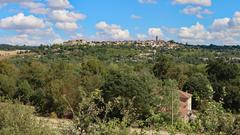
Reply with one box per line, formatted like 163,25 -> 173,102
62,37 -> 181,49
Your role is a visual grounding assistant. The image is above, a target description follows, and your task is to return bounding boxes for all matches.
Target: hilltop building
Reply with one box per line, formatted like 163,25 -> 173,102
63,39 -> 87,46
62,39 -> 180,49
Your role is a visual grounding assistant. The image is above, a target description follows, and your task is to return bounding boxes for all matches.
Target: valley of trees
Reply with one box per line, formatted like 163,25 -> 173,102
0,43 -> 240,135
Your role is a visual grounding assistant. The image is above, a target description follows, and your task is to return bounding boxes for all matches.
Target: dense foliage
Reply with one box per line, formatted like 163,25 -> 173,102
0,44 -> 240,134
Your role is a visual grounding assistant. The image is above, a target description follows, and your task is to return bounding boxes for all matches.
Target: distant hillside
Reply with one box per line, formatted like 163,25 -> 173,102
0,44 -> 37,51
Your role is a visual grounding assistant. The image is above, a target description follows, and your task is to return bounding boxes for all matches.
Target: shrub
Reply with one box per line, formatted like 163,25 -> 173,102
50,112 -> 58,119
0,74 -> 16,97
145,112 -> 171,128
193,101 -> 235,134
70,89 -> 136,135
0,101 -> 54,135
14,80 -> 33,103
233,115 -> 240,135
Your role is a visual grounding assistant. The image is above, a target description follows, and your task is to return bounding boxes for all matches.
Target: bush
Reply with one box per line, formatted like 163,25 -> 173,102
145,112 -> 171,128
193,101 -> 235,134
233,115 -> 240,135
0,74 -> 16,97
70,89 -> 136,135
14,80 -> 33,103
0,101 -> 54,135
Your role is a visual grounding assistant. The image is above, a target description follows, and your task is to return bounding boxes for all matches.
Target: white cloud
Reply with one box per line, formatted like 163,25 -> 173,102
52,38 -> 64,44
131,14 -> 142,20
173,0 -> 212,6
18,28 -> 58,37
95,21 -> 130,40
55,22 -> 78,31
0,13 -> 45,30
48,0 -> 72,9
178,22 -> 211,41
0,0 -> 48,14
138,0 -> 157,4
0,27 -> 64,45
49,10 -> 86,22
0,0 -> 30,3
0,34 -> 43,45
182,6 -> 212,18
229,11 -> 240,29
20,2 -> 48,14
211,18 -> 230,31
20,2 -> 44,9
0,0 -> 83,45
209,11 -> 240,31
177,11 -> 240,45
148,28 -> 163,37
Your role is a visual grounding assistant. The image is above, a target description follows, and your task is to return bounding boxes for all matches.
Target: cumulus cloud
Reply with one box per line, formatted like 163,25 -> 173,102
20,2 -> 48,14
148,28 -> 163,37
210,11 -> 240,31
1,27 -> 64,45
178,22 -> 210,41
48,0 -> 72,9
229,11 -> 240,29
95,21 -> 130,40
138,0 -> 157,4
173,0 -> 212,6
131,14 -> 142,20
182,6 -> 212,18
211,18 -> 230,31
0,13 -> 45,30
49,10 -> 86,22
18,28 -> 58,37
0,0 -> 30,3
55,22 -> 78,31
49,10 -> 85,31
177,11 -> 240,45
52,38 -> 64,44
0,0 -> 81,45
0,34 -> 43,45
0,0 -> 48,14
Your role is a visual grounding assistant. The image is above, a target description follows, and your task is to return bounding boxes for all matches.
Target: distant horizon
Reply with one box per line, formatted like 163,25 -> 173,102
0,0 -> 240,45
1,38 -> 240,47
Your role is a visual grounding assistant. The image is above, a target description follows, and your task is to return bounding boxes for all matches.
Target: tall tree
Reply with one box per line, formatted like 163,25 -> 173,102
153,55 -> 172,80
183,73 -> 213,109
101,70 -> 152,117
207,58 -> 239,102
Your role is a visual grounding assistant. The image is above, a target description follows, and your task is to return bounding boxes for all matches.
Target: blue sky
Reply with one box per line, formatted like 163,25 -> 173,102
0,0 -> 240,45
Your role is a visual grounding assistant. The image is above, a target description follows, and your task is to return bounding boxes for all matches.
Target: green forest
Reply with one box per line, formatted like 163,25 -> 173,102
0,44 -> 240,135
